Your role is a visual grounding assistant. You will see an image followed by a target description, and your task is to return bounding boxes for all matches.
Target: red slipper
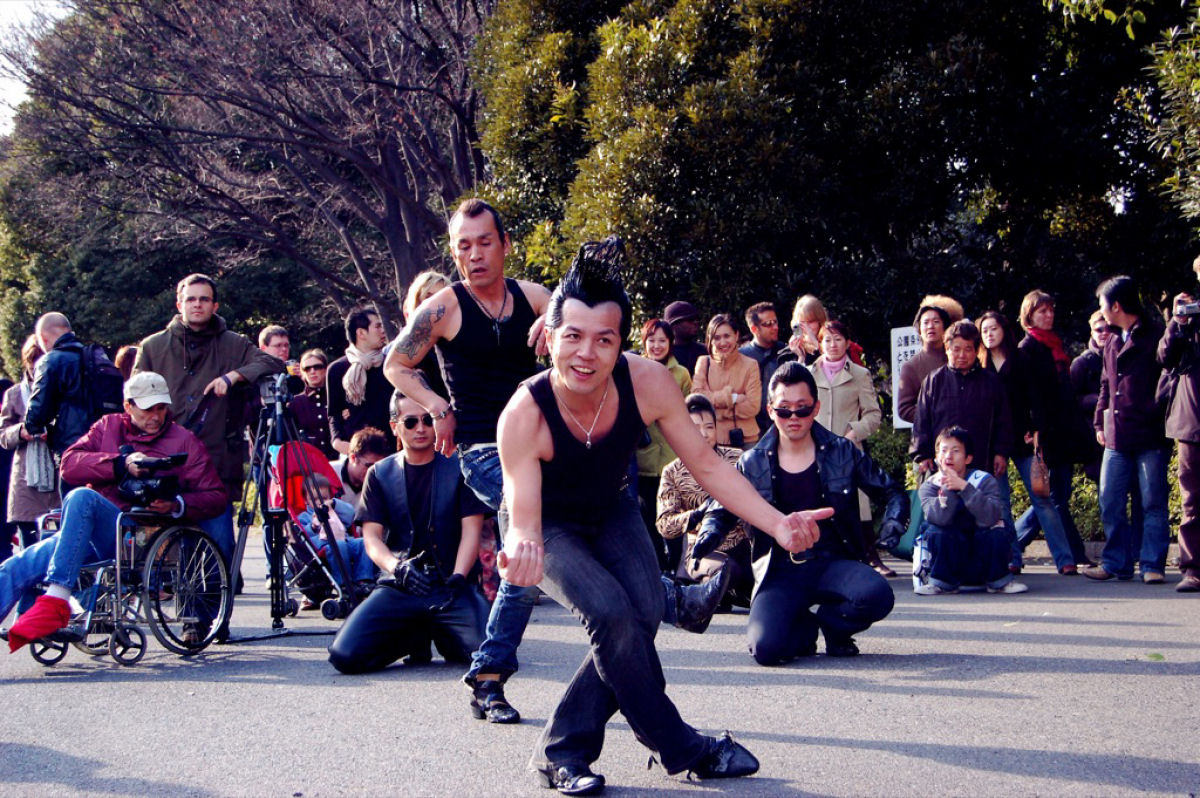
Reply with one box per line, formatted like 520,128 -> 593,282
8,594 -> 70,653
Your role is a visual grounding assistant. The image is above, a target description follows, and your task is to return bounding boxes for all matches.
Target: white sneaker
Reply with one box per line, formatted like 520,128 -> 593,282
914,583 -> 957,595
987,581 -> 1029,594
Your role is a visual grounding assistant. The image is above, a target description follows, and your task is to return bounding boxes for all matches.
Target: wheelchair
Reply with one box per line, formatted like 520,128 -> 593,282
27,506 -> 232,666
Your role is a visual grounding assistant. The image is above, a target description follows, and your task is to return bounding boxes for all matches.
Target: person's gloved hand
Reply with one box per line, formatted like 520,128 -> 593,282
393,557 -> 433,596
689,526 -> 724,572
686,506 -> 707,531
877,519 -> 905,552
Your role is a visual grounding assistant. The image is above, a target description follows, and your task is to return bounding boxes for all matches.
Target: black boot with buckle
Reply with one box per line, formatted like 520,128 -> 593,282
468,677 -> 521,724
533,763 -> 605,796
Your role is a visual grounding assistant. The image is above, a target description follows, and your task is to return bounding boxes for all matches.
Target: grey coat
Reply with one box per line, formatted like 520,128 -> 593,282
0,381 -> 61,523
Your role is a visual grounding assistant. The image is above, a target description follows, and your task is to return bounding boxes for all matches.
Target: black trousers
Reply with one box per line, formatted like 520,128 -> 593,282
327,581 -> 488,674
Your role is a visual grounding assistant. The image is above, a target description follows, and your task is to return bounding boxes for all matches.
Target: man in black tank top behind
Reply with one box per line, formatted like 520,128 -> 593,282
385,199 -> 551,724
498,240 -> 831,795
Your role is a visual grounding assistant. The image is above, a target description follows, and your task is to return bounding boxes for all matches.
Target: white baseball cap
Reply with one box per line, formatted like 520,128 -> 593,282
124,372 -> 173,409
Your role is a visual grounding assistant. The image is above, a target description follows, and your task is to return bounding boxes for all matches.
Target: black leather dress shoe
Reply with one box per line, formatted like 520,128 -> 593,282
468,678 -> 521,724
688,732 -> 760,779
675,562 -> 732,634
533,763 -> 605,795
825,636 -> 859,657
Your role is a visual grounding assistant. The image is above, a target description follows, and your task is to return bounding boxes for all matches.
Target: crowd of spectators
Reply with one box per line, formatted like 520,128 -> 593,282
2,216 -> 1199,692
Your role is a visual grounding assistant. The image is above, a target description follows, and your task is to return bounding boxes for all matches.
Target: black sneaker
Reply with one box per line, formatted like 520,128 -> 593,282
687,732 -> 759,779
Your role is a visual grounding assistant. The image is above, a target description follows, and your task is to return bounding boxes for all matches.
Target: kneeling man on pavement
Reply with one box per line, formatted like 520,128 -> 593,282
327,391 -> 489,673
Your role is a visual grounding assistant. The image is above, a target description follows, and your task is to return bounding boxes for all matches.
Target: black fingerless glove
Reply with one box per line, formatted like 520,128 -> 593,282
689,526 -> 724,571
393,557 -> 433,596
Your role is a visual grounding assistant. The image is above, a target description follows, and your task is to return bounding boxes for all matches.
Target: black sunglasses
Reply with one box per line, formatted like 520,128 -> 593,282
772,404 -> 816,419
401,414 -> 433,430
302,363 -> 326,372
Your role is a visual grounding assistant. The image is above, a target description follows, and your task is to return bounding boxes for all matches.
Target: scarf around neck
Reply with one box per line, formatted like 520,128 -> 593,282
342,344 -> 384,406
820,356 -> 847,383
1026,327 -> 1069,370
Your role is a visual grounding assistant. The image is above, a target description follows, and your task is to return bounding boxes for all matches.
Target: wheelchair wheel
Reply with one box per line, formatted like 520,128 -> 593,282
142,526 -> 230,655
30,637 -> 68,665
71,571 -> 114,656
108,624 -> 146,665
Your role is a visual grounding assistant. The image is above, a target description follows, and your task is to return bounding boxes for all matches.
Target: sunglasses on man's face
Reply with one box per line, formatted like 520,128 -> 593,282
772,404 -> 816,419
401,414 -> 434,430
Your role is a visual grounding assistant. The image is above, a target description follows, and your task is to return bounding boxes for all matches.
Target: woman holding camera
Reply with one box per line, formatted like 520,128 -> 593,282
693,314 -> 762,447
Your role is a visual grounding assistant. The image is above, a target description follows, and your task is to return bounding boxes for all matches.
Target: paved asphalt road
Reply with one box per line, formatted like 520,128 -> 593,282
2,543 -> 1198,797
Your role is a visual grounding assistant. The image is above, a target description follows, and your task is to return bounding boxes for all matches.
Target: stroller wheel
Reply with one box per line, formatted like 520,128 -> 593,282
285,598 -> 300,617
320,597 -> 342,621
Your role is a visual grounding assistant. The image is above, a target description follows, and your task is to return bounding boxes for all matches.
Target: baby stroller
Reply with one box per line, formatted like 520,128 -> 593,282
267,441 -> 371,621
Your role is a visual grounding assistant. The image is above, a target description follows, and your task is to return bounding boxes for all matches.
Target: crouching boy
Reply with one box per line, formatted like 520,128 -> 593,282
915,426 -> 1028,595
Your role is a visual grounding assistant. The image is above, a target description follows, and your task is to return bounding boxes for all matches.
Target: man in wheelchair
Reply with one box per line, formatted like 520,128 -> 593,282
1,371 -> 226,652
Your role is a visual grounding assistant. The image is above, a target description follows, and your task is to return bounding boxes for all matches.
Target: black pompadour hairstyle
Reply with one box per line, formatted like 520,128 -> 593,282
768,360 -> 818,399
547,236 -> 633,342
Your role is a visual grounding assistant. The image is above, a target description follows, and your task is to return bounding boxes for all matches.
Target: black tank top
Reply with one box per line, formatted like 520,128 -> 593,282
528,355 -> 645,524
436,279 -> 539,446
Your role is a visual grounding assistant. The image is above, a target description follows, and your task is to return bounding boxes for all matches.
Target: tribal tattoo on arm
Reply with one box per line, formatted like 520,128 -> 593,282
395,304 -> 445,361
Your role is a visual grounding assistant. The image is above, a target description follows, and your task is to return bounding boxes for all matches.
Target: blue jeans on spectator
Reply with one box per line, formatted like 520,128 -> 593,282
1009,456 -> 1074,571
0,488 -> 120,619
532,493 -> 708,774
198,503 -> 235,564
460,444 -> 537,683
921,521 -> 1013,591
1015,463 -> 1090,566
1098,447 -> 1170,578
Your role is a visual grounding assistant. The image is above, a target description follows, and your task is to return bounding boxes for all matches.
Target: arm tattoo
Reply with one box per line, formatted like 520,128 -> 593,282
399,367 -> 431,391
396,304 -> 445,360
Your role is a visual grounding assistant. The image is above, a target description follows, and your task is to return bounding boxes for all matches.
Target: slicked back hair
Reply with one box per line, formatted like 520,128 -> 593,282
768,360 -> 818,401
684,392 -> 717,423
1096,275 -> 1144,318
546,237 -> 633,342
450,198 -> 507,242
344,307 -> 379,346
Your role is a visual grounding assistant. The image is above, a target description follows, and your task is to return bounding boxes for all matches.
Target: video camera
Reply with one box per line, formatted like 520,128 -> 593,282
258,372 -> 305,405
1177,301 -> 1200,318
117,447 -> 187,506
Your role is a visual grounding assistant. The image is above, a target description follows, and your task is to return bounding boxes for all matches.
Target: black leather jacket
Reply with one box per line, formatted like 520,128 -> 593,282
701,422 -> 907,596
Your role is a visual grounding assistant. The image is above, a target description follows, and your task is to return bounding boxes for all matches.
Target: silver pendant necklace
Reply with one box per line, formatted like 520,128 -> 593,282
464,281 -> 509,344
553,376 -> 611,449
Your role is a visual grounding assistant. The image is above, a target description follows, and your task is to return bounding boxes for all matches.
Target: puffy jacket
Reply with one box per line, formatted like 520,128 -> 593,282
60,413 -> 227,522
134,314 -> 281,496
701,423 -> 907,599
24,332 -> 91,454
1158,318 -> 1200,443
1095,319 -> 1167,454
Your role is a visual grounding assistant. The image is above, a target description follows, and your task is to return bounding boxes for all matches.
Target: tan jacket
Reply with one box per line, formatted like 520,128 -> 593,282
0,381 -> 61,523
810,357 -> 881,520
693,351 -> 761,445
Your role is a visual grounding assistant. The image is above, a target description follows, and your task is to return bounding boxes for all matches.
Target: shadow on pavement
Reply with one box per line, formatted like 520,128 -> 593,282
0,743 -> 215,797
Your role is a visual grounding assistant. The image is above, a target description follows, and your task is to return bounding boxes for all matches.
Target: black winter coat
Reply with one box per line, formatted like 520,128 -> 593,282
24,332 -> 91,454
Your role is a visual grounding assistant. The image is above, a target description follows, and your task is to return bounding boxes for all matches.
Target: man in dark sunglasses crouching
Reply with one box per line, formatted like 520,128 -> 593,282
695,361 -> 908,664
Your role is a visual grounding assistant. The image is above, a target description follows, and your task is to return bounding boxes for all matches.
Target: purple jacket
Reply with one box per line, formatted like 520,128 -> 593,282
1095,319 -> 1167,454
61,413 -> 227,521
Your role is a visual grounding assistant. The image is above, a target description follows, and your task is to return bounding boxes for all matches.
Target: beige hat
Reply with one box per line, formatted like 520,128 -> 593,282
124,371 -> 173,409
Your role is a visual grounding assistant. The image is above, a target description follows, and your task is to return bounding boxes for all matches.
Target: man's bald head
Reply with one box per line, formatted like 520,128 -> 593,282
34,313 -> 71,350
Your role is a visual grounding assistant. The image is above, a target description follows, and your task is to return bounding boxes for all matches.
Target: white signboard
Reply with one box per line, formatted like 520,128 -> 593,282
890,326 -> 921,429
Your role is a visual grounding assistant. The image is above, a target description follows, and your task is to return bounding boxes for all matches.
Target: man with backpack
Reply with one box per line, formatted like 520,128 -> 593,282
23,313 -> 123,459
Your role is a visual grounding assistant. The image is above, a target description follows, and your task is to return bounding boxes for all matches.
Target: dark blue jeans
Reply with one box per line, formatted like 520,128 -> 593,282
747,556 -> 894,666
922,521 -> 1013,590
327,581 -> 488,674
532,495 -> 708,774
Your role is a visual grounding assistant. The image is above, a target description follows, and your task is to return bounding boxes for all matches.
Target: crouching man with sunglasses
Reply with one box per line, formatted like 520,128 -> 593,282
327,390 -> 489,673
694,361 -> 907,665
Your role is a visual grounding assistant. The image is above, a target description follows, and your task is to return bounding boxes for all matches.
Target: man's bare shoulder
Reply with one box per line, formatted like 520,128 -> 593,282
514,279 -> 552,311
392,287 -> 461,365
498,384 -> 547,453
627,354 -> 680,419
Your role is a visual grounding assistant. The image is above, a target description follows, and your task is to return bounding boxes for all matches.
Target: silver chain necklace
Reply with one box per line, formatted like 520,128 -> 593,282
464,281 -> 509,343
553,376 -> 612,449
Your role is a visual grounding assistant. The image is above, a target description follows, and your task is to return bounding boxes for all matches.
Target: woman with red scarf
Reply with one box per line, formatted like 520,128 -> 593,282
1013,290 -> 1092,574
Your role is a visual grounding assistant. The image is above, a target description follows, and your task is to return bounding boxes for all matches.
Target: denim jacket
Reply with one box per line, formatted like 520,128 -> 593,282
701,422 -> 907,598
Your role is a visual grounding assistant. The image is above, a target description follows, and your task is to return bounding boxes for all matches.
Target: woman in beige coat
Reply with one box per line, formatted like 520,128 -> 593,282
693,313 -> 761,447
809,320 -> 893,576
0,335 -> 59,551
